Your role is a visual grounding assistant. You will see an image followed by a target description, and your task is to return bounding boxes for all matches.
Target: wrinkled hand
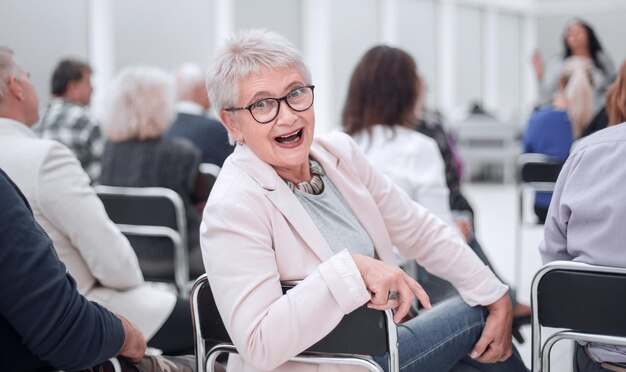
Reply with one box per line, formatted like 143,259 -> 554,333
117,314 -> 147,363
470,294 -> 513,363
351,253 -> 431,323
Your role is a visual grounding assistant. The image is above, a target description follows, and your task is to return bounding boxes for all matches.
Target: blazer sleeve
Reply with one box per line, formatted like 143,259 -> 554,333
0,170 -> 124,370
340,134 -> 508,306
407,138 -> 456,229
201,196 -> 370,371
34,142 -> 143,290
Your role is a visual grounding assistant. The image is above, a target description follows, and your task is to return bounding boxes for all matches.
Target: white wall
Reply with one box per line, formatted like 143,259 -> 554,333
2,0 -> 623,132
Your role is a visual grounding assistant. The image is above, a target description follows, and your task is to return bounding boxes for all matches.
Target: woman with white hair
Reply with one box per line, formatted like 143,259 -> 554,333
201,29 -> 528,371
100,66 -> 209,283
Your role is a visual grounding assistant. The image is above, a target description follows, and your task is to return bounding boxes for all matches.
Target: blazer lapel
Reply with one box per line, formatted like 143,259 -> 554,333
231,145 -> 333,262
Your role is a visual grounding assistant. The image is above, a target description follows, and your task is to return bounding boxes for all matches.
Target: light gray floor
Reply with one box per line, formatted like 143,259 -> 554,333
464,182 -> 573,372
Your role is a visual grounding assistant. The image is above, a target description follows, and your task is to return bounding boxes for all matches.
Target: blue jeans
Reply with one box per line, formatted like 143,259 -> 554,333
374,296 -> 529,372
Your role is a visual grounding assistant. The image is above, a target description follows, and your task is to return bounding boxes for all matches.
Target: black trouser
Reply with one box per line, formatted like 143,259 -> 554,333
534,205 -> 548,224
147,297 -> 194,355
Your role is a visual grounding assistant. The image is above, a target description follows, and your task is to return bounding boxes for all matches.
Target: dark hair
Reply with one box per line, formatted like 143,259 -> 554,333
606,60 -> 626,126
342,45 -> 419,135
563,19 -> 606,73
51,59 -> 91,96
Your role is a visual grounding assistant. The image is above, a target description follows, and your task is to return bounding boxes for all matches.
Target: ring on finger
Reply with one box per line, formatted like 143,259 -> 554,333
388,290 -> 400,300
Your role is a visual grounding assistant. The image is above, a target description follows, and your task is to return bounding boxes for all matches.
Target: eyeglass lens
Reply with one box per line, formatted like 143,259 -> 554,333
251,86 -> 313,123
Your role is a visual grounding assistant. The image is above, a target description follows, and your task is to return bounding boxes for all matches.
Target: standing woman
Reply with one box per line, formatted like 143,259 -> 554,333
532,18 -> 615,109
201,30 -> 528,371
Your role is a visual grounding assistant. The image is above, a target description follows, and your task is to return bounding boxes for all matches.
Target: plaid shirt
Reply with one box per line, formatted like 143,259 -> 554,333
35,98 -> 104,183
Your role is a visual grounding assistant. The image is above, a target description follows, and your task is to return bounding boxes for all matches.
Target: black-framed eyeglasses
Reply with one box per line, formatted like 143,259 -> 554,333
225,85 -> 315,124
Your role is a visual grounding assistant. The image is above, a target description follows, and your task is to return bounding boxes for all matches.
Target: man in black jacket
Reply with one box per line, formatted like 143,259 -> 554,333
0,167 -> 146,370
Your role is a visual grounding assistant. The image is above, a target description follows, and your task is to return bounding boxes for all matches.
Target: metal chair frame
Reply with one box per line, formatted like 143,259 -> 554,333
531,261 -> 626,371
95,185 -> 190,296
190,274 -> 400,372
514,153 -> 563,287
199,163 -> 221,179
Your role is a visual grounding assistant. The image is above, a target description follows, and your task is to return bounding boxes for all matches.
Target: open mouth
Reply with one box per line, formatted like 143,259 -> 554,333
275,129 -> 303,144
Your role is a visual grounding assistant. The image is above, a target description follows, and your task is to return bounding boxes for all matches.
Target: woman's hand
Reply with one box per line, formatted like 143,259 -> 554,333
351,253 -> 431,323
470,294 -> 513,363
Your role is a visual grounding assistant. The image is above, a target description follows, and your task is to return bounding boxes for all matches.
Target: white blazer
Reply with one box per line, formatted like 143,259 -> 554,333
0,118 -> 175,339
200,132 -> 507,371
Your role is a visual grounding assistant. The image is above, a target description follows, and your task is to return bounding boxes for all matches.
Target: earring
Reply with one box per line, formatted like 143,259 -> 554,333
235,139 -> 243,146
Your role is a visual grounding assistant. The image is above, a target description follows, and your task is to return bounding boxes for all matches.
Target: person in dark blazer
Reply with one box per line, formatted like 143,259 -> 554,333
165,63 -> 234,167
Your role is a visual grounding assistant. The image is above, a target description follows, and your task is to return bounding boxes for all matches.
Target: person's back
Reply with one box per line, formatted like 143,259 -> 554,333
165,63 -> 234,167
166,113 -> 233,167
0,168 -> 131,371
100,133 -> 204,277
36,59 -> 104,183
540,123 -> 626,365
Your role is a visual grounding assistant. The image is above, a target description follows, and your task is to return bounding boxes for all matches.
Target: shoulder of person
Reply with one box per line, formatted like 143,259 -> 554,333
166,136 -> 201,158
314,131 -> 360,159
571,124 -> 626,156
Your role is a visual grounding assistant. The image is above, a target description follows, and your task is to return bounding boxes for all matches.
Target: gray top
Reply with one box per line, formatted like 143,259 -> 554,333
294,174 -> 375,258
539,52 -> 616,109
540,123 -> 626,363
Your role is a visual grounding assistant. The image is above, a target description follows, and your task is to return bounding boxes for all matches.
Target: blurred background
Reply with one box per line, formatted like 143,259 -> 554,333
2,0 -> 625,135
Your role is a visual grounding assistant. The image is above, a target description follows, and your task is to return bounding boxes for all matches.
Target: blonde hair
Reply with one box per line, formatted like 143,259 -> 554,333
606,60 -> 626,126
102,65 -> 175,142
563,58 -> 594,137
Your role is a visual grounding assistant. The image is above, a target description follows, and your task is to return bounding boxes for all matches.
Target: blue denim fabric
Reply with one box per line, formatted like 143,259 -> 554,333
374,296 -> 529,372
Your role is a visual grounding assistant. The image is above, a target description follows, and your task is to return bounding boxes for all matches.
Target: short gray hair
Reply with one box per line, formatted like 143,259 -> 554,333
175,62 -> 204,99
0,47 -> 20,102
102,65 -> 175,142
206,29 -> 312,113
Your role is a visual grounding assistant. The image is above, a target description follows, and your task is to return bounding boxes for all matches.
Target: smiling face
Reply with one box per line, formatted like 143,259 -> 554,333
220,66 -> 315,183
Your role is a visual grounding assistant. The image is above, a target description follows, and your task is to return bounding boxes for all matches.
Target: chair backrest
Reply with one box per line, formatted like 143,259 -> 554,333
199,163 -> 220,190
517,153 -> 563,185
190,274 -> 398,372
95,185 -> 189,295
531,261 -> 626,371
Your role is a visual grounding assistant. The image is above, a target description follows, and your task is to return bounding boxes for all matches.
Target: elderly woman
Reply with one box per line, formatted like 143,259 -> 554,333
100,66 -> 209,280
201,30 -> 528,372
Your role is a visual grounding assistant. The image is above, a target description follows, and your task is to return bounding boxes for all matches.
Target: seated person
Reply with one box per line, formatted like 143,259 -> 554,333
539,123 -> 626,370
99,66 -> 209,278
0,168 -> 194,371
523,59 -> 593,223
342,45 -> 531,339
164,63 -> 234,167
201,29 -> 528,371
35,58 -> 104,183
0,47 -> 193,355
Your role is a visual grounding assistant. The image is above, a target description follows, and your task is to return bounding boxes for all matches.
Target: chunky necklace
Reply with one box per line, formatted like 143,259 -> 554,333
285,159 -> 325,195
